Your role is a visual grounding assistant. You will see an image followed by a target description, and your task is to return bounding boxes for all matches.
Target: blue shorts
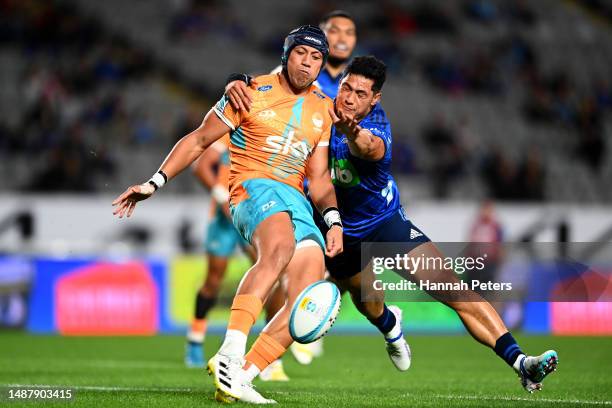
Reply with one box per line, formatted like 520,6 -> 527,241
323,206 -> 431,279
205,209 -> 249,257
231,178 -> 325,249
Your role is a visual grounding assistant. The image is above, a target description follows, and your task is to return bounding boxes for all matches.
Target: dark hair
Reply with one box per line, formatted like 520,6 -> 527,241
319,10 -> 355,26
342,55 -> 387,93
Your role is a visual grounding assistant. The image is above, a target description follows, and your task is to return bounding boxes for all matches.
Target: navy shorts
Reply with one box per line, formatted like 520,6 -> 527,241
324,207 -> 431,280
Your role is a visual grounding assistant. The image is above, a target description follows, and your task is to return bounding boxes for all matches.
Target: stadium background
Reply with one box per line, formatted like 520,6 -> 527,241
0,1 -> 611,405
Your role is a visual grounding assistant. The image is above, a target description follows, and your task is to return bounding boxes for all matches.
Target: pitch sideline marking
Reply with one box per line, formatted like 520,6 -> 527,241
3,384 -> 611,405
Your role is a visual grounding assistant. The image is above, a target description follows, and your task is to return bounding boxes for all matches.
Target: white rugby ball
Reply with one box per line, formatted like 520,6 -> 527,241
289,280 -> 341,344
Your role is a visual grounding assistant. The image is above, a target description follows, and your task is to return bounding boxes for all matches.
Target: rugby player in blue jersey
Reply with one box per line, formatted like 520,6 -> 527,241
325,55 -> 557,392
229,55 -> 558,392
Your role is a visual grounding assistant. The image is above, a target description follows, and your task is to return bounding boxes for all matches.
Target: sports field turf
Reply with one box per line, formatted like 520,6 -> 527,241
0,332 -> 610,407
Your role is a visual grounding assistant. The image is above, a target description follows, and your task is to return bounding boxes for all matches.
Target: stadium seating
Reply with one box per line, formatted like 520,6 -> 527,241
1,0 -> 611,201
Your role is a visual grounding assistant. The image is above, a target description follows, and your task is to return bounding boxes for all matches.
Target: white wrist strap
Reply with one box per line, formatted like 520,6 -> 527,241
149,171 -> 167,190
323,207 -> 343,229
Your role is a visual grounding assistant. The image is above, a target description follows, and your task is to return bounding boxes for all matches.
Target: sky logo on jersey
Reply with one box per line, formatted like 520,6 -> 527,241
263,130 -> 312,160
258,85 -> 273,92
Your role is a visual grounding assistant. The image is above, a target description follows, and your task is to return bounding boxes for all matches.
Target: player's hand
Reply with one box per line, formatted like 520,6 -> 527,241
325,225 -> 344,258
329,107 -> 362,140
111,183 -> 155,218
225,79 -> 258,112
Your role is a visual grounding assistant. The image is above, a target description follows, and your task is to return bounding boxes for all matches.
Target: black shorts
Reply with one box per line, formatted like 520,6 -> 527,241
324,207 -> 431,280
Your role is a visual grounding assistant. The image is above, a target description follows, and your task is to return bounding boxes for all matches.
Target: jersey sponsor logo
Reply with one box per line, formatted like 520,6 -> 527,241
258,109 -> 276,120
258,85 -> 273,92
330,157 -> 360,187
312,112 -> 323,133
263,130 -> 312,160
313,90 -> 326,99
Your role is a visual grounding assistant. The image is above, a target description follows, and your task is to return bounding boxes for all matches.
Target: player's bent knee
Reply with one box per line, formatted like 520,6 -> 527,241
203,277 -> 223,294
259,239 -> 295,268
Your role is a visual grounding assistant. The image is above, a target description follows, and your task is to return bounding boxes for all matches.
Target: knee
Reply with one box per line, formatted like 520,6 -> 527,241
203,270 -> 224,292
273,238 -> 296,258
258,239 -> 295,271
448,301 -> 477,315
202,278 -> 222,296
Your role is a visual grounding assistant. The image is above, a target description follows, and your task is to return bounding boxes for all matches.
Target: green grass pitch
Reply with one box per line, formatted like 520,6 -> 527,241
0,332 -> 610,407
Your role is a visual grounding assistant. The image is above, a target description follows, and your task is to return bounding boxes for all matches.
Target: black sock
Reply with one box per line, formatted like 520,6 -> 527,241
367,304 -> 396,334
195,293 -> 217,320
494,332 -> 524,367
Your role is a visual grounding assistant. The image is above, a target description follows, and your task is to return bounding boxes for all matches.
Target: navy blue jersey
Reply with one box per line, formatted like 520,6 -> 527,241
329,103 -> 400,238
315,67 -> 342,99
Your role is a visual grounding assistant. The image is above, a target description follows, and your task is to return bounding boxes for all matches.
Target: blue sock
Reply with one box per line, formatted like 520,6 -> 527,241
367,305 -> 396,335
494,332 -> 524,367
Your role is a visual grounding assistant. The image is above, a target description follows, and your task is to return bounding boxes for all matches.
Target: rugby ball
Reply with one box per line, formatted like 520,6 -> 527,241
289,280 -> 341,344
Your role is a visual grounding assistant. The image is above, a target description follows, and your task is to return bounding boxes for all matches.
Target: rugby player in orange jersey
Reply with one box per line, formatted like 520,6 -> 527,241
224,10 -> 359,368
112,25 -> 343,404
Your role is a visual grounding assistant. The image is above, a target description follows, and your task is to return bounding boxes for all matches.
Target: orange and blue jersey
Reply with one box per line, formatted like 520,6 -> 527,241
212,73 -> 333,247
212,73 -> 333,206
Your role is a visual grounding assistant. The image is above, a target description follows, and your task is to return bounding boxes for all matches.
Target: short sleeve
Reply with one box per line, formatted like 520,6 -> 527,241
360,104 -> 392,155
317,121 -> 331,148
316,101 -> 333,148
212,95 -> 242,131
365,124 -> 392,152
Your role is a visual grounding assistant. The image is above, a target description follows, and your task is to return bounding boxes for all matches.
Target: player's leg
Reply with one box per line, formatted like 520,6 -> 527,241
330,258 -> 411,371
232,231 -> 292,380
283,273 -> 317,365
185,256 -> 228,367
208,210 -> 296,402
242,243 -> 325,382
259,283 -> 290,381
229,189 -> 328,403
186,215 -> 235,367
409,241 -> 558,392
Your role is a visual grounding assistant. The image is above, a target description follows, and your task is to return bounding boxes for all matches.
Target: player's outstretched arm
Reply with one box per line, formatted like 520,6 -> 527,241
306,145 -> 343,258
112,110 -> 230,218
329,107 -> 385,161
